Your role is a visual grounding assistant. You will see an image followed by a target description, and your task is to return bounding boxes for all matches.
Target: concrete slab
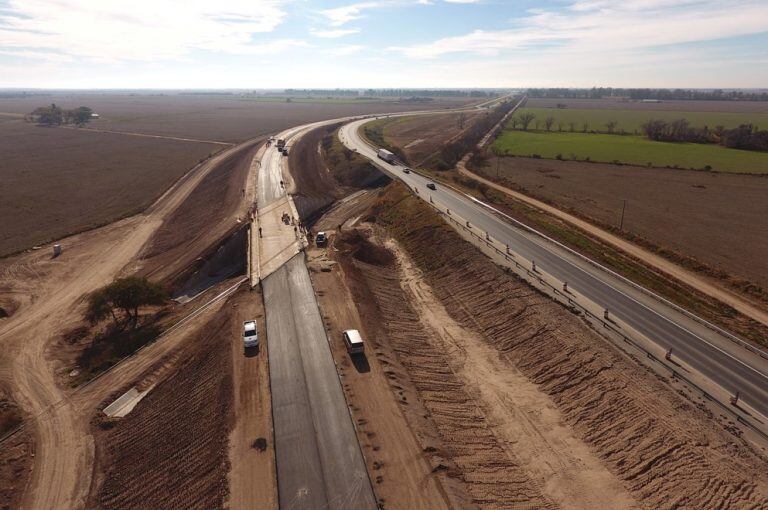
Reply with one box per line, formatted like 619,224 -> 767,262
257,195 -> 305,280
103,386 -> 152,418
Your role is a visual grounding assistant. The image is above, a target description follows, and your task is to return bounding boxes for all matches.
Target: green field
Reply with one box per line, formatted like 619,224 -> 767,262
514,107 -> 768,134
492,130 -> 768,174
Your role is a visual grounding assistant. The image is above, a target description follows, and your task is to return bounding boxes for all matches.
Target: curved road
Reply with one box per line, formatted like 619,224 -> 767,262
340,118 -> 768,422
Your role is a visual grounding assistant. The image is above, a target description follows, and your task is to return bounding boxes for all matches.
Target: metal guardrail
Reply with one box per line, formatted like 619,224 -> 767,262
423,197 -> 768,442
353,114 -> 768,363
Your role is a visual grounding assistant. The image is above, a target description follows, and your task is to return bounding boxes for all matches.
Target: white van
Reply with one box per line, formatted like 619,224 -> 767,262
243,320 -> 259,349
342,329 -> 365,355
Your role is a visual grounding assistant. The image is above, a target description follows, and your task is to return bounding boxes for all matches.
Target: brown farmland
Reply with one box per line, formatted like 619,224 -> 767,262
0,119 -> 220,257
0,94 -> 476,143
381,112 -> 481,165
477,156 -> 768,290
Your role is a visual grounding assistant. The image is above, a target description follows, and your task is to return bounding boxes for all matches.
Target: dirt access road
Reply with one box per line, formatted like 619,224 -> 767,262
0,138 -> 260,510
457,160 -> 768,328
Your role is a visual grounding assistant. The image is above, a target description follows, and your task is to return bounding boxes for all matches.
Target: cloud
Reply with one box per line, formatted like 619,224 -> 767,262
310,28 -> 361,38
319,2 -> 382,26
0,0 -> 293,62
327,44 -> 365,56
389,0 -> 768,58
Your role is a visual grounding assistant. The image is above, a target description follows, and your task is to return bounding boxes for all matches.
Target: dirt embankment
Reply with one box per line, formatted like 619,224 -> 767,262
289,124 -> 387,222
0,391 -> 31,510
140,139 -> 260,287
347,184 -> 768,508
89,291 -> 237,509
337,235 -> 557,508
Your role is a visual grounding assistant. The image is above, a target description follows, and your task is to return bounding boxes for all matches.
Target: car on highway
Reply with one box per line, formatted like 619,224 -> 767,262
316,231 -> 328,247
342,329 -> 365,355
243,320 -> 259,350
426,182 -> 436,190
403,167 -> 411,174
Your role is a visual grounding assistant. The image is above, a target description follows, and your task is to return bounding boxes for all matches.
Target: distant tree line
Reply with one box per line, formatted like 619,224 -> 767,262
429,100 -> 517,170
29,104 -> 93,126
642,120 -> 768,151
527,87 -> 768,102
283,88 -> 498,98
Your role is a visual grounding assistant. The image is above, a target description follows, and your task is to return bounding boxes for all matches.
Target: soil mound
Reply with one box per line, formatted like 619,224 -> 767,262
338,231 -> 395,267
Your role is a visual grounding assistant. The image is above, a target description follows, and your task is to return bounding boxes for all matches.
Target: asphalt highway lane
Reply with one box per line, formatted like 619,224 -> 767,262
340,118 -> 768,421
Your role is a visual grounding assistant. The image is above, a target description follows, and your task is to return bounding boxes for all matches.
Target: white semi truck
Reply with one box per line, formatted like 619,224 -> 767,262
377,148 -> 397,164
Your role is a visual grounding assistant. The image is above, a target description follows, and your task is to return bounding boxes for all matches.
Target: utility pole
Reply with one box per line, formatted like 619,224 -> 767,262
496,156 -> 501,179
619,199 -> 627,230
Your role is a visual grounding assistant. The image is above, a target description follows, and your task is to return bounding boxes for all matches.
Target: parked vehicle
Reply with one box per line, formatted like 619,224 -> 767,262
426,182 -> 437,190
276,138 -> 286,149
377,148 -> 397,164
342,329 -> 365,355
243,320 -> 259,349
315,231 -> 328,247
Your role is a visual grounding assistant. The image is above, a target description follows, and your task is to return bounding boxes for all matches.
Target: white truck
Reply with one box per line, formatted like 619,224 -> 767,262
243,320 -> 259,350
377,148 -> 397,164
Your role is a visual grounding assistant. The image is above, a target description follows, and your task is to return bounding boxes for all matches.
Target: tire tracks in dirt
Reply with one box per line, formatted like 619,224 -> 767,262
0,138 -> 260,509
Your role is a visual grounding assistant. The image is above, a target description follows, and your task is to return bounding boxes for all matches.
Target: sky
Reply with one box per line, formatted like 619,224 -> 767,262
0,0 -> 767,89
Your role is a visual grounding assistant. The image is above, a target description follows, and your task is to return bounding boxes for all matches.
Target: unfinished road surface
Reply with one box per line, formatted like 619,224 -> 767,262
340,118 -> 768,424
257,125 -> 376,509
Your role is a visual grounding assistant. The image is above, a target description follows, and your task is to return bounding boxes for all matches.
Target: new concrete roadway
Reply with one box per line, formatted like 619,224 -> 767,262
339,118 -> 768,422
256,124 -> 376,509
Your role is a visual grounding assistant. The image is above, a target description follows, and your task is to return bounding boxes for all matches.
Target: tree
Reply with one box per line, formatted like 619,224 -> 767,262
582,122 -> 589,133
34,103 -> 64,126
544,116 -> 555,131
605,120 -> 618,134
509,117 -> 519,129
641,119 -> 668,141
457,112 -> 466,129
86,277 -> 166,331
568,122 -> 576,132
518,112 -> 536,131
72,106 -> 93,126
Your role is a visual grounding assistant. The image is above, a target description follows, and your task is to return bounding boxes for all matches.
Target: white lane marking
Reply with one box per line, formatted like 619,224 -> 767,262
341,119 -> 768,387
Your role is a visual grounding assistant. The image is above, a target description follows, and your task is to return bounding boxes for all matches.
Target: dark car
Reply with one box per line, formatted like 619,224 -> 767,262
426,182 -> 436,190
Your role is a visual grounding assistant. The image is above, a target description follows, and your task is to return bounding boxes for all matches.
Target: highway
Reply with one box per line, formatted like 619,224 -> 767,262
339,118 -> 768,421
258,127 -> 377,509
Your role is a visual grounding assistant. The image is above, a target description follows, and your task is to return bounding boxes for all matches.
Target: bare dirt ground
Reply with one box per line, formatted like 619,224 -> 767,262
381,112 -> 481,166
0,94 -> 476,143
308,243 -> 459,510
0,134 -> 258,509
527,98 -> 768,113
90,288 -> 237,509
227,286 -> 276,510
0,431 -> 32,510
0,119 -> 221,257
350,184 -> 768,509
473,156 -> 768,294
